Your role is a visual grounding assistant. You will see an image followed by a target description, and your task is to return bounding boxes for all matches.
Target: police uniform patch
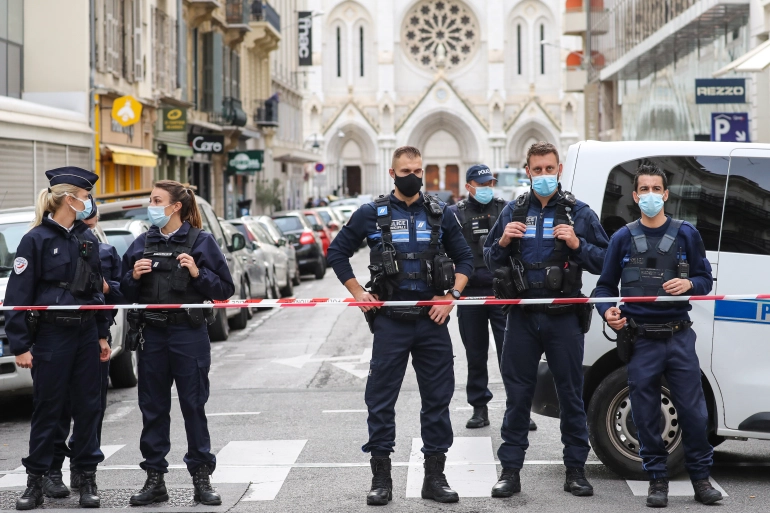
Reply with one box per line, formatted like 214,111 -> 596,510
14,257 -> 28,274
391,219 -> 408,231
377,206 -> 388,216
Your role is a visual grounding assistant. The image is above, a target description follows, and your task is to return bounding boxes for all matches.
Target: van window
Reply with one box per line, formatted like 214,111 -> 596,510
720,157 -> 770,255
600,156 -> 728,251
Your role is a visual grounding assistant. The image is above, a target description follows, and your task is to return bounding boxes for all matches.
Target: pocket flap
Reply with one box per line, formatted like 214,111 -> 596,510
621,266 -> 641,283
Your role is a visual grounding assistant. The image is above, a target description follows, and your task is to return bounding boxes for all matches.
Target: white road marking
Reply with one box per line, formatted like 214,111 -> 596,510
272,352 -> 364,369
322,410 -> 368,413
225,354 -> 246,358
206,412 -> 261,417
211,440 -> 307,501
0,445 -> 125,488
103,405 -> 135,423
406,437 -> 498,498
626,477 -> 728,497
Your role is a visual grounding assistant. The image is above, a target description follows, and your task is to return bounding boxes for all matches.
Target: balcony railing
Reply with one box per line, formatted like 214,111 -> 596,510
226,0 -> 249,25
250,1 -> 281,33
224,97 -> 248,127
254,98 -> 279,127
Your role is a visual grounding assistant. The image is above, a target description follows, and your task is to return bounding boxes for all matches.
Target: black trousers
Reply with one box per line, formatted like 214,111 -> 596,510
457,304 -> 505,407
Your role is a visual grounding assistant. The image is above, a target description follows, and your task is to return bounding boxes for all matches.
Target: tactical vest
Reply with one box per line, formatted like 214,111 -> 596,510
369,194 -> 449,295
45,233 -> 101,299
620,219 -> 687,309
138,228 -> 208,305
456,197 -> 506,269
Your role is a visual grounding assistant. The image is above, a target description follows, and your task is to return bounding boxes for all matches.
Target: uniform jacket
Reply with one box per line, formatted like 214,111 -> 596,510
99,242 -> 123,328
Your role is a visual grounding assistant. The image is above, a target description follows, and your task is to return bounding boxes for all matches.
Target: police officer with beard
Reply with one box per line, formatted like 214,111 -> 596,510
484,142 -> 609,499
327,146 -> 473,506
448,165 -> 537,431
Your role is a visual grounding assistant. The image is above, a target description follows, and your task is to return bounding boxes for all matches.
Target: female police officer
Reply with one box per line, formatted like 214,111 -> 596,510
5,167 -> 108,510
120,180 -> 234,506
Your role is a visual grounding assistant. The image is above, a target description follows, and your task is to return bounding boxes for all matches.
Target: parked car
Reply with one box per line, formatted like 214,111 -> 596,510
312,207 -> 344,239
98,219 -> 151,258
231,218 -> 294,297
0,207 -> 135,395
219,220 -> 263,329
492,168 -> 529,201
99,197 -> 247,342
332,205 -> 356,222
252,215 -> 300,288
302,210 -> 332,257
532,140 -> 770,480
272,211 -> 326,279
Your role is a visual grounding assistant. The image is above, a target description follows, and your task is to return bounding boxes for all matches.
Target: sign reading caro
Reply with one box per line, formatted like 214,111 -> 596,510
227,150 -> 264,174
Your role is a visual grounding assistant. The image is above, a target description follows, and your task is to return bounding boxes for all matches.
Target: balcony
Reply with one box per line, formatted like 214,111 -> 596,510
254,98 -> 279,127
209,98 -> 248,127
563,0 -> 608,35
250,1 -> 281,34
565,68 -> 587,92
245,1 -> 281,53
185,0 -> 221,27
225,0 -> 252,44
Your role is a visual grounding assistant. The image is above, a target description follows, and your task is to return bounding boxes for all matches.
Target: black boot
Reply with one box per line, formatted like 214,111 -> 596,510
529,418 -> 538,431
564,467 -> 593,496
78,471 -> 100,508
42,469 -> 70,498
466,406 -> 490,428
70,470 -> 82,491
421,454 -> 459,503
366,457 -> 392,506
129,469 -> 169,506
193,466 -> 222,506
693,479 -> 723,505
491,467 -> 521,497
647,478 -> 669,508
15,474 -> 44,510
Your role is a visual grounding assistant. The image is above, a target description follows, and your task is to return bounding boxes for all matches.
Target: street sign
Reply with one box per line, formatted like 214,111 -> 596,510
162,107 -> 187,131
314,162 -> 325,173
695,79 -> 746,104
111,95 -> 142,127
188,134 -> 225,154
227,150 -> 264,174
711,113 -> 750,142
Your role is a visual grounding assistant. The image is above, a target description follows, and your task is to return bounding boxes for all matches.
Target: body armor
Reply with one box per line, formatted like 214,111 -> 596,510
455,197 -> 506,270
138,227 -> 208,305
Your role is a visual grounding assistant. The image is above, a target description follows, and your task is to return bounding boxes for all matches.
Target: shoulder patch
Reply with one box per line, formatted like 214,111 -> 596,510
14,257 -> 28,275
377,206 -> 388,216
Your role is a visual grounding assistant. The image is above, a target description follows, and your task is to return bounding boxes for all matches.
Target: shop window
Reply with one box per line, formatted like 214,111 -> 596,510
720,157 -> 770,255
0,0 -> 23,98
599,156 -> 728,251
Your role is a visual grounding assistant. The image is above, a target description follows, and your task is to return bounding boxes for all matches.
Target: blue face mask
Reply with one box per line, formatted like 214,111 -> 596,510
637,193 -> 665,217
148,205 -> 172,228
531,175 -> 559,197
69,194 -> 93,221
471,185 -> 494,204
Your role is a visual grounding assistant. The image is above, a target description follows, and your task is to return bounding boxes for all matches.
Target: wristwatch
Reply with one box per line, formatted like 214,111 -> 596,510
448,288 -> 461,300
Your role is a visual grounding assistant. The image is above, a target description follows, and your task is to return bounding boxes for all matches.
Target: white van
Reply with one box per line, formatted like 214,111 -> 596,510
532,140 -> 770,479
492,168 -> 529,201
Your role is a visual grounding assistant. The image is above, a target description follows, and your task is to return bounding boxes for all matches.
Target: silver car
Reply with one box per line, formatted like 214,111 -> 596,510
229,218 -> 293,297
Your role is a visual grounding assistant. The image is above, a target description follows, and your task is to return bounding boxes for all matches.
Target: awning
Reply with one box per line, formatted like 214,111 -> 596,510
714,39 -> 770,77
188,119 -> 223,132
104,144 -> 158,167
164,142 -> 194,158
273,147 -> 318,164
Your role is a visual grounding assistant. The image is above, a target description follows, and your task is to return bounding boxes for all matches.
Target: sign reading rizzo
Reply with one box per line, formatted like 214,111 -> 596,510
227,150 -> 264,174
188,134 -> 225,154
695,78 -> 746,104
298,11 -> 313,66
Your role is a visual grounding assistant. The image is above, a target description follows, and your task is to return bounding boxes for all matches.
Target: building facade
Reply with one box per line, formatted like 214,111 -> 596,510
304,0 -> 584,200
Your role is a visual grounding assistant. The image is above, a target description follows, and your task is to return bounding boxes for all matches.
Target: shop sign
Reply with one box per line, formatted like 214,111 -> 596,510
188,134 -> 225,154
227,150 -> 264,173
111,95 -> 143,127
298,11 -> 313,66
711,113 -> 750,142
162,107 -> 187,131
695,79 -> 746,104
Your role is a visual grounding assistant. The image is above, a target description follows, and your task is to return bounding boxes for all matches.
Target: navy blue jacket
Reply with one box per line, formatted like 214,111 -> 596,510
594,217 -> 713,324
327,192 -> 474,300
99,242 -> 123,328
483,188 -> 609,298
5,217 -> 107,356
447,195 -> 502,293
120,222 -> 235,303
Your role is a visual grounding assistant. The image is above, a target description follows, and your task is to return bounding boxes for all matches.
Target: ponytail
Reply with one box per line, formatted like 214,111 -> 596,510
153,180 -> 203,229
32,184 -> 81,228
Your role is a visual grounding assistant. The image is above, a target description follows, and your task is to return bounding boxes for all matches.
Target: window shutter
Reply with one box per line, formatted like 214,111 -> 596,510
223,46 -> 231,99
232,52 -> 240,100
169,17 -> 177,92
177,3 -> 187,96
105,0 -> 114,73
212,31 -> 223,114
111,0 -> 121,76
95,0 -> 106,72
202,31 -> 213,111
133,0 -> 143,81
124,0 -> 133,81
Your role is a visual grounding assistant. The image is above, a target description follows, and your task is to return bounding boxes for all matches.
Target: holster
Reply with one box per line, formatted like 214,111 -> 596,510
615,319 -> 638,364
576,300 -> 594,334
70,256 -> 99,298
126,309 -> 145,351
364,308 -> 378,334
431,254 -> 455,291
25,311 -> 40,340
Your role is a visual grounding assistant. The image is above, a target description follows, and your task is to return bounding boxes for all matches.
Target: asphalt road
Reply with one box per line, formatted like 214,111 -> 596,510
1,250 -> 770,512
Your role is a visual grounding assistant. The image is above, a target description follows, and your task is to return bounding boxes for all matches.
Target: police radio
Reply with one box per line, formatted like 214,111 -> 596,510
677,247 -> 689,279
79,240 -> 94,258
381,243 -> 400,276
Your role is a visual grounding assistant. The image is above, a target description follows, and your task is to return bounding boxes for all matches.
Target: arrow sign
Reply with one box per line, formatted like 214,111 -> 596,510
273,349 -> 372,379
711,112 -> 750,142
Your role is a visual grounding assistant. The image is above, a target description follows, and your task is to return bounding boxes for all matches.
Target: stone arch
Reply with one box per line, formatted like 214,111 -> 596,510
508,121 -> 559,167
325,122 -> 379,196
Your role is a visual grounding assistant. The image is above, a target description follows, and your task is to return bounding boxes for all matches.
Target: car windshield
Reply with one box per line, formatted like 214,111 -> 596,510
234,224 -> 254,242
494,171 -> 527,187
304,214 -> 317,226
104,230 -> 136,258
317,211 -> 332,224
258,220 -> 283,242
0,222 -> 29,277
100,207 -> 149,222
273,216 -> 303,232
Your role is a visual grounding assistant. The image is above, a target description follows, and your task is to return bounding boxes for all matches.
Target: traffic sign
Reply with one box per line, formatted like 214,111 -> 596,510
314,162 -> 325,173
711,113 -> 750,142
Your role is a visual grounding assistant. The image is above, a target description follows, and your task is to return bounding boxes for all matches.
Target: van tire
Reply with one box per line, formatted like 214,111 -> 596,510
208,310 -> 230,342
587,367 -> 686,480
109,348 -> 138,389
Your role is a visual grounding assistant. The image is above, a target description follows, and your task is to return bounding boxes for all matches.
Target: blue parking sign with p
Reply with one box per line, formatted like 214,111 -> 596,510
377,206 -> 388,216
711,113 -> 750,142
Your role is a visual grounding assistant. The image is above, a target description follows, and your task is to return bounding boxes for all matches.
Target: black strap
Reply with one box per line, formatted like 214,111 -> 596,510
626,220 -> 648,254
374,195 -> 392,245
423,194 -> 443,248
658,219 -> 683,254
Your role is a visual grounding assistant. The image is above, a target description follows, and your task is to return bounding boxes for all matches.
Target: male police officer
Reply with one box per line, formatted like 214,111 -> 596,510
448,165 -> 537,431
327,146 -> 473,506
484,142 -> 608,498
595,164 -> 722,508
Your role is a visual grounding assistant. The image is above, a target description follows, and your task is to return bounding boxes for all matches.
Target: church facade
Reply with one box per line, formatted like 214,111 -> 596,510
303,0 -> 582,198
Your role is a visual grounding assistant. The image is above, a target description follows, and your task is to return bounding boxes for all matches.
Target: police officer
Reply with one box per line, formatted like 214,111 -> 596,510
484,142 -> 608,498
43,205 -> 123,499
327,146 -> 474,506
595,164 -> 722,508
448,165 -> 537,431
120,180 -> 235,506
5,167 -> 107,510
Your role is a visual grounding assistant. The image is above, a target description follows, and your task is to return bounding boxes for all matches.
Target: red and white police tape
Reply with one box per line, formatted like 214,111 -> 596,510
0,294 -> 769,311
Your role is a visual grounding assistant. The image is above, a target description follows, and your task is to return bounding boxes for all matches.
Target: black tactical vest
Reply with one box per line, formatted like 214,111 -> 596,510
620,219 -> 686,309
456,197 -> 506,269
138,227 -> 208,305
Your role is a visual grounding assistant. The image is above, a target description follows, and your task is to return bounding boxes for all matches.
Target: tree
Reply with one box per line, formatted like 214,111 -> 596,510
255,178 -> 283,214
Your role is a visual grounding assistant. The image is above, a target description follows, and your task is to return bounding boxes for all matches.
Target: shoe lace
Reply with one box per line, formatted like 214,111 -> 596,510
194,469 -> 214,492
139,473 -> 159,493
371,473 -> 390,490
650,479 -> 668,493
693,480 -> 713,494
80,476 -> 98,495
428,471 -> 450,489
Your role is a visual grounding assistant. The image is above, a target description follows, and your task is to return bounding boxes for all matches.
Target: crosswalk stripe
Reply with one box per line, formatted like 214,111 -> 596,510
211,440 -> 307,501
0,445 -> 125,488
405,437 -> 498,498
626,477 -> 728,497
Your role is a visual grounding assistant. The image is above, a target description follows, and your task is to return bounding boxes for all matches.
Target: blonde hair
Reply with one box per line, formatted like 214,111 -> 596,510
32,184 -> 82,228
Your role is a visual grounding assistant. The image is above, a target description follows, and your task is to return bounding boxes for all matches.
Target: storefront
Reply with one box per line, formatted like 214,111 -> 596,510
156,104 -> 194,182
226,148 -> 264,218
187,127 -> 224,206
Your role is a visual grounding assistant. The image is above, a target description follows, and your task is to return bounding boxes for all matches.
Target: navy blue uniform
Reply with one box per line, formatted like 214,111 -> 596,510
595,217 -> 714,480
484,190 -> 608,470
327,192 -> 473,456
4,218 -> 106,475
121,222 -> 233,475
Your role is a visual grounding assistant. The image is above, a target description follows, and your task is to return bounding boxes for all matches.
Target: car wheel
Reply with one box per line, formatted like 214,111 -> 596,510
292,262 -> 301,285
280,269 -> 294,297
244,281 -> 254,320
208,309 -> 230,342
109,347 -> 138,389
314,256 -> 326,280
229,282 -> 249,330
587,366 -> 685,480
